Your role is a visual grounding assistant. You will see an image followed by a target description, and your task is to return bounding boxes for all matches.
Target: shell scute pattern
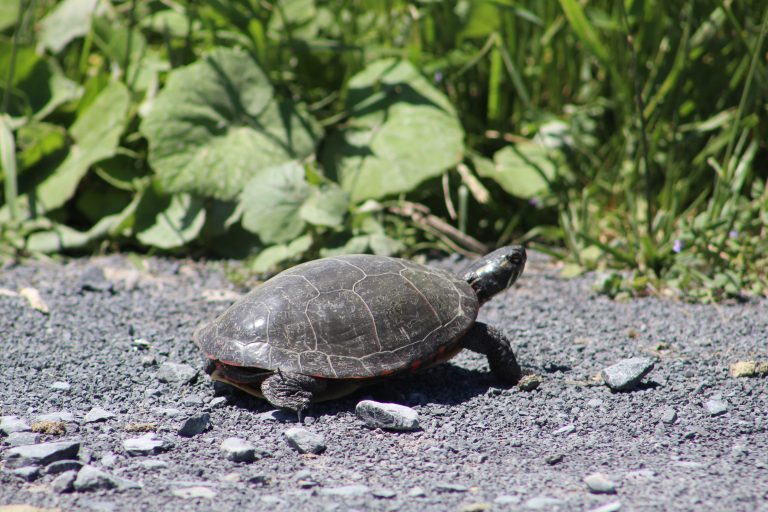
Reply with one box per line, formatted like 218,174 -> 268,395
196,255 -> 479,378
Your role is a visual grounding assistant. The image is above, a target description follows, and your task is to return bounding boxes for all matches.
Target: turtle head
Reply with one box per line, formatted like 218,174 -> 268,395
462,246 -> 526,304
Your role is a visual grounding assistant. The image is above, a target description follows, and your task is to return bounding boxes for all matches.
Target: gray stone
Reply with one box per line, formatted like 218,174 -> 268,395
139,459 -> 169,470
221,437 -> 256,463
705,397 -> 728,416
52,470 -> 77,493
178,413 -> 210,437
46,459 -> 83,475
553,424 -> 576,435
589,501 -> 622,512
79,500 -> 117,512
494,495 -> 522,505
586,398 -> 604,408
435,482 -> 468,492
0,415 -> 31,435
50,381 -> 71,391
80,265 -> 111,292
35,411 -> 75,423
525,496 -> 565,509
206,397 -> 227,410
123,433 -> 174,456
74,464 -> 141,491
181,394 -> 205,406
660,407 -> 677,424
372,488 -> 397,499
4,440 -> 81,468
84,407 -> 116,424
172,486 -> 217,499
152,407 -> 183,417
100,452 -> 118,467
11,465 -> 40,481
601,357 -> 655,391
408,486 -> 427,497
545,453 -> 564,465
284,427 -> 326,454
157,362 -> 198,385
6,431 -> 40,446
355,400 -> 420,431
584,473 -> 617,494
320,484 -> 370,497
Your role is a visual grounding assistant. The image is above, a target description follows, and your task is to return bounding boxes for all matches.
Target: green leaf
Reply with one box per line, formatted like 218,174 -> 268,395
0,1 -> 19,32
134,187 -> 206,249
557,0 -> 609,63
140,47 -> 321,201
475,143 -> 558,199
39,0 -> 104,53
31,81 -> 131,213
240,162 -> 311,244
250,234 -> 313,274
299,185 -> 348,227
16,122 -> 67,170
322,59 -> 465,203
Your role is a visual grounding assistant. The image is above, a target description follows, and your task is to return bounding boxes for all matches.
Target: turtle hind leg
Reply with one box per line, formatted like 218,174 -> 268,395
261,371 -> 327,422
460,322 -> 521,384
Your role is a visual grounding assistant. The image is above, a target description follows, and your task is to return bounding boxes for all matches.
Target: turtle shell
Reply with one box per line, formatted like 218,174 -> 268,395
194,255 -> 479,379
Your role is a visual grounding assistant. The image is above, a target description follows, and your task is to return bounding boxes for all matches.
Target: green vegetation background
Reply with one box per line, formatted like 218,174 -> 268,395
0,0 -> 766,301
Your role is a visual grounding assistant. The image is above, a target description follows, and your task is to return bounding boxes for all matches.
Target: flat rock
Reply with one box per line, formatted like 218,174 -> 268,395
123,433 -> 174,456
6,432 -> 40,446
45,459 -> 83,475
283,427 -> 326,454
601,357 -> 655,391
355,400 -> 420,431
139,459 -> 169,470
372,488 -> 397,499
408,486 -> 427,497
4,440 -> 81,468
0,415 -> 31,435
172,486 -> 217,499
11,466 -> 40,481
660,407 -> 677,424
220,437 -> 256,463
35,411 -> 75,423
704,397 -> 728,416
178,413 -> 210,437
74,464 -> 141,491
49,381 -> 71,391
84,407 -> 116,424
589,502 -> 622,512
52,470 -> 77,493
525,496 -> 565,509
80,265 -> 112,292
435,482 -> 468,492
553,424 -> 576,435
156,362 -> 198,385
319,484 -> 370,497
494,495 -> 522,505
584,472 -> 617,494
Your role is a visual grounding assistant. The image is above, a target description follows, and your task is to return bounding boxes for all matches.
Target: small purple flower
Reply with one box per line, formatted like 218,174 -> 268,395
729,230 -> 738,239
434,71 -> 443,83
672,239 -> 684,253
528,197 -> 541,208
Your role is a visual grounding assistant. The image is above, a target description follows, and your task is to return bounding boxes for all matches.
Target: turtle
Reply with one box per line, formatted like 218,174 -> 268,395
194,246 -> 526,418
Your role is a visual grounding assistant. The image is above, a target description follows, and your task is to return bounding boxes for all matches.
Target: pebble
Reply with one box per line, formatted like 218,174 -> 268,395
319,484 -> 370,496
172,486 -> 217,499
435,482 -> 468,492
74,465 -> 141,491
372,488 -> 397,499
139,459 -> 168,470
181,395 -> 205,407
704,397 -> 728,416
178,413 -> 211,437
525,496 -> 565,509
584,472 -> 617,494
589,501 -> 622,512
100,452 -> 118,467
50,381 -> 71,391
518,374 -> 543,391
247,474 -> 269,486
157,362 -> 198,385
601,357 -> 655,391
221,437 -> 256,462
153,407 -> 183,417
84,407 -> 116,424
586,398 -> 604,408
545,453 -> 564,465
80,265 -> 112,292
660,407 -> 677,424
355,400 -> 420,431
11,466 -> 40,481
4,440 -> 81,468
408,486 -> 427,497
45,459 -> 83,475
6,432 -> 40,446
206,397 -> 227,409
35,411 -> 75,423
52,470 -> 78,493
123,433 -> 174,456
284,427 -> 326,454
0,415 -> 31,435
553,424 -> 576,435
494,495 -> 522,505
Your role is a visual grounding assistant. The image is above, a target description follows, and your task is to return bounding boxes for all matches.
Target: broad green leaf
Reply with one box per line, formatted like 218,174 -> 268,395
299,185 -> 348,227
0,43 -> 55,117
140,47 -> 321,201
135,188 -> 206,249
476,143 -> 558,199
0,1 -> 19,32
32,81 -> 130,213
323,59 -> 464,203
267,0 -> 319,40
140,9 -> 201,38
16,122 -> 67,170
92,16 -> 148,73
39,0 -> 104,53
250,234 -> 313,273
240,162 -> 311,244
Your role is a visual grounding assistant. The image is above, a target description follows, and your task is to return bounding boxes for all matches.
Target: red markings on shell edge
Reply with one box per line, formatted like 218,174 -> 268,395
437,345 -> 446,354
410,360 -> 422,371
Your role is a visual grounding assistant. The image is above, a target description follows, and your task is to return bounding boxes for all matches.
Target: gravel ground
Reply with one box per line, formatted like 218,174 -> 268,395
1,252 -> 767,512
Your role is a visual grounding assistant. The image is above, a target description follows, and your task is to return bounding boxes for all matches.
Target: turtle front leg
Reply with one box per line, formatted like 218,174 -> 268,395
460,322 -> 521,384
261,371 -> 327,422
